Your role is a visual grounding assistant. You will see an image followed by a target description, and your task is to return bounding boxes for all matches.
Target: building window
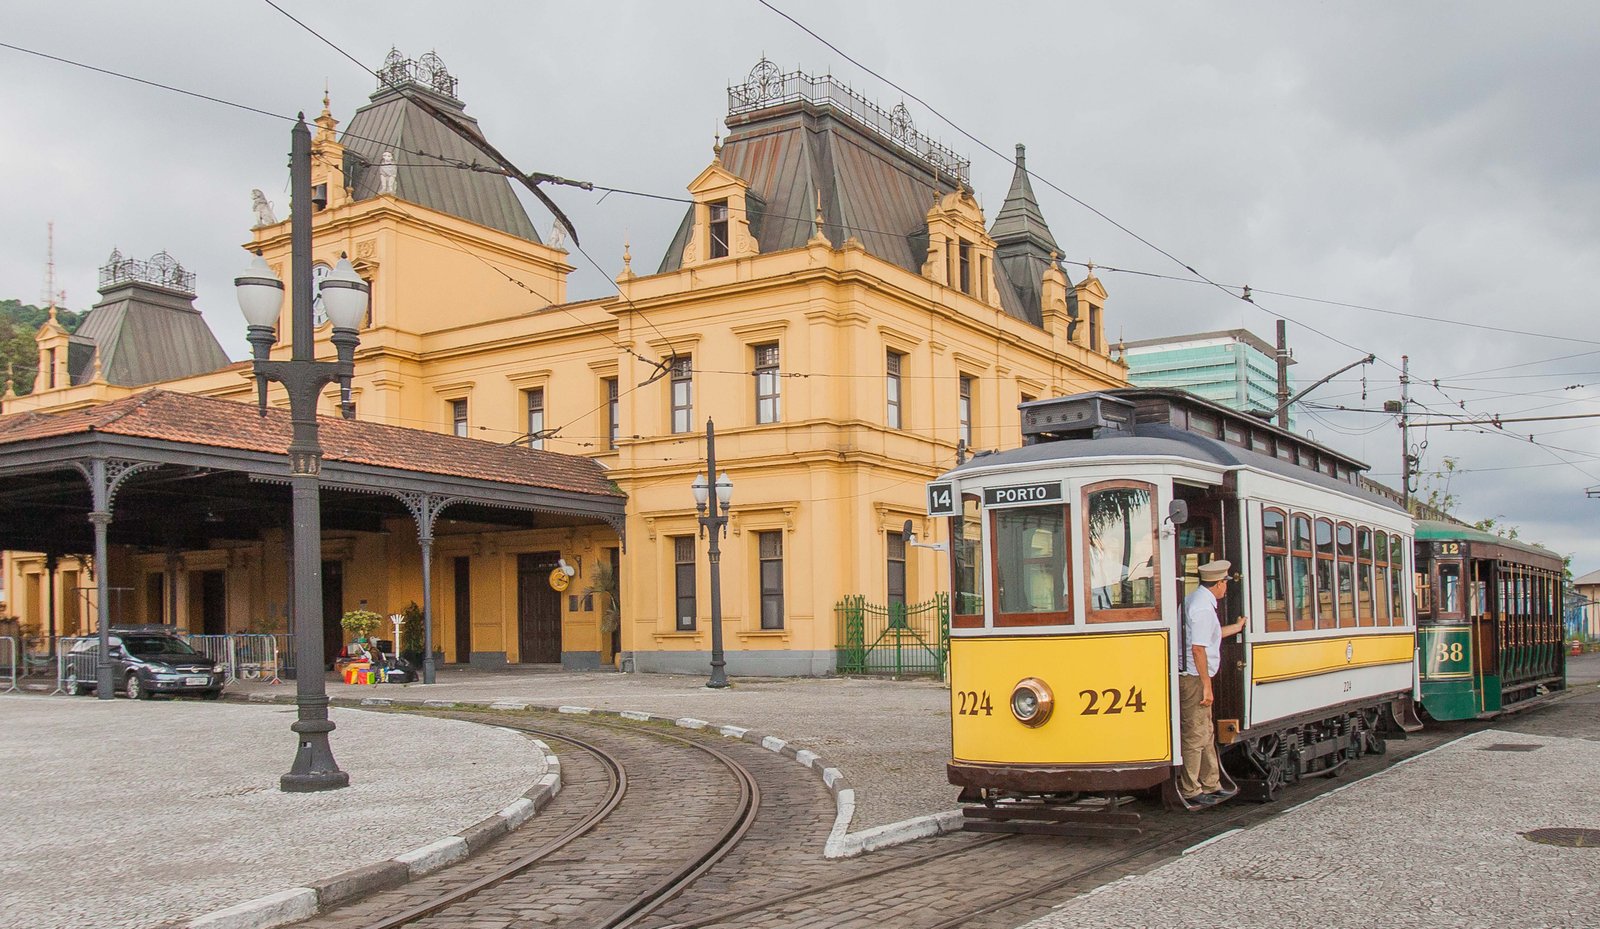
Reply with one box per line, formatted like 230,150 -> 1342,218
47,348 -> 57,389
755,343 -> 781,424
525,388 -> 545,449
1089,306 -> 1102,352
958,375 -> 974,448
605,377 -> 619,449
451,399 -> 468,438
709,200 -> 730,259
958,239 -> 972,294
887,531 -> 907,616
671,356 -> 693,434
886,351 -> 903,429
673,536 -> 696,631
758,531 -> 784,630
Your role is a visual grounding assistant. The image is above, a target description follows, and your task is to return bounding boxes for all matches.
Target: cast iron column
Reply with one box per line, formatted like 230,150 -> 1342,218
702,420 -> 729,689
260,117 -> 349,792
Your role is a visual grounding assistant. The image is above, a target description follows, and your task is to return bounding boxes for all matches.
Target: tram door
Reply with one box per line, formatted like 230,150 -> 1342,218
1173,484 -> 1245,732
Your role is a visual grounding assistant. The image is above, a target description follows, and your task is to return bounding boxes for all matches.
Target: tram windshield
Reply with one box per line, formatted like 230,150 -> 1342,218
995,505 -> 1068,617
953,495 -> 985,620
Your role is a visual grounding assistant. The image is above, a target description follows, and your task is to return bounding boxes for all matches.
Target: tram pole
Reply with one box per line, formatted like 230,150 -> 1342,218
1400,355 -> 1412,511
1275,319 -> 1291,430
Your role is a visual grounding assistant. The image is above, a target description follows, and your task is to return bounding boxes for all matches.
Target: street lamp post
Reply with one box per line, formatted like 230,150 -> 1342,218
234,115 -> 368,793
691,419 -> 733,689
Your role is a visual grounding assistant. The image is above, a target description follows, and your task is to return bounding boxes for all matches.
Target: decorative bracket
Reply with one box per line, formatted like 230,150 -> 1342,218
73,458 -> 162,516
392,491 -> 465,545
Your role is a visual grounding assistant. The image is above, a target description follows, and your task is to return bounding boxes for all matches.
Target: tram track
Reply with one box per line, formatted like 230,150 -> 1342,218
304,709 -> 761,929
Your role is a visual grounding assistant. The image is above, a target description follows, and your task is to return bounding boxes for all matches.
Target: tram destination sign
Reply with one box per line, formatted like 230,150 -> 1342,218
983,481 -> 1063,507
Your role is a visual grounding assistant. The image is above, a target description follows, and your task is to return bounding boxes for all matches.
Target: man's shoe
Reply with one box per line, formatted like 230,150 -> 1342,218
1185,793 -> 1219,807
1202,790 -> 1233,804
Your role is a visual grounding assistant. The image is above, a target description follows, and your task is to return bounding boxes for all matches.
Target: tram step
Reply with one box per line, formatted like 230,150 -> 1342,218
963,805 -> 1143,826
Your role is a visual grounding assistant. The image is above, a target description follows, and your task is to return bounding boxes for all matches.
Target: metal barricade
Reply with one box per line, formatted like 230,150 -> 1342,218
231,634 -> 282,684
273,634 -> 296,676
55,637 -> 97,696
183,634 -> 236,682
1,637 -> 18,694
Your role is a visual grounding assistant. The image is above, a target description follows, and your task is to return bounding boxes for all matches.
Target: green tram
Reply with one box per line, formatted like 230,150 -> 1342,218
1413,520 -> 1566,719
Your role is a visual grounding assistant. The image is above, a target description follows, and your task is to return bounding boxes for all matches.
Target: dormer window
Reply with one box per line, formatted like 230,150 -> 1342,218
709,200 -> 730,259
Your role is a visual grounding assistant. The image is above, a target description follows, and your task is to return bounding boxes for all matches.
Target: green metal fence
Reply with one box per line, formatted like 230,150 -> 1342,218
835,593 -> 949,677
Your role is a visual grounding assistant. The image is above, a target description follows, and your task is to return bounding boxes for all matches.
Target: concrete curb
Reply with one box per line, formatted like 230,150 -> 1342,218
404,696 -> 960,860
182,697 -> 562,929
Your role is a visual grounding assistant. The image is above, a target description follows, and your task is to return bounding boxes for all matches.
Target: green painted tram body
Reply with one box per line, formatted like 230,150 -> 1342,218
1413,521 -> 1565,720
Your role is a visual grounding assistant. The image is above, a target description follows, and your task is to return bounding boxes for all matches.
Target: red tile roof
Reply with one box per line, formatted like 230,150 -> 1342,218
0,390 -> 622,499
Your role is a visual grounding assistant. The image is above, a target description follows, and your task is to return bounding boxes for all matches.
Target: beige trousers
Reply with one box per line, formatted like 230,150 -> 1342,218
1178,674 -> 1221,798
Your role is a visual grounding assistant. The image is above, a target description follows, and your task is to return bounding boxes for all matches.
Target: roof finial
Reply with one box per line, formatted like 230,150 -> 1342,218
1085,259 -> 1096,276
323,81 -> 330,113
713,127 -> 723,161
1016,142 -> 1026,168
810,190 -> 831,246
622,237 -> 632,272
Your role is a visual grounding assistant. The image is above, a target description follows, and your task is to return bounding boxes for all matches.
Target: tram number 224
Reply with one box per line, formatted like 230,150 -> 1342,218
956,688 -> 1148,716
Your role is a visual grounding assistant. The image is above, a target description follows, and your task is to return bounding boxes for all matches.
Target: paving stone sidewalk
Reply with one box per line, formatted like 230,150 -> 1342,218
230,668 -> 957,831
0,696 -> 545,929
1024,724 -> 1600,929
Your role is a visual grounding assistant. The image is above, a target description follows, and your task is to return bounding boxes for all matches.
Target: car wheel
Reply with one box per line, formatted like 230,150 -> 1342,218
64,670 -> 85,696
125,672 -> 150,700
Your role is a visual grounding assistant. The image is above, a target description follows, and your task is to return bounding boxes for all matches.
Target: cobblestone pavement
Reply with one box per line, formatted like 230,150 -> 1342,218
0,696 -> 544,929
1018,684 -> 1600,929
231,669 -> 954,831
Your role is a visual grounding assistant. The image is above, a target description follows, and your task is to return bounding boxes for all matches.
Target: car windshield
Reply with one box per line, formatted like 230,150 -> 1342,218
122,635 -> 198,657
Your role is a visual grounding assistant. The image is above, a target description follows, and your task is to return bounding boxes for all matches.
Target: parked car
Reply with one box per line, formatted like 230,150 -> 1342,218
63,628 -> 224,700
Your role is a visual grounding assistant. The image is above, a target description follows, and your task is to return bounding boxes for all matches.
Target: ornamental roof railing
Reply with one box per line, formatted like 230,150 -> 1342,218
727,58 -> 971,185
375,48 -> 459,100
99,249 -> 195,295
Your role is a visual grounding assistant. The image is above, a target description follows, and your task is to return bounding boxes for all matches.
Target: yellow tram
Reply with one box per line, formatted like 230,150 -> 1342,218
930,389 -> 1420,833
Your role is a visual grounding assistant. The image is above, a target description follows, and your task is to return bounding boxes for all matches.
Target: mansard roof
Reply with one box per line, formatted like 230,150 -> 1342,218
71,251 -> 230,387
657,62 -> 1059,327
339,57 -> 541,243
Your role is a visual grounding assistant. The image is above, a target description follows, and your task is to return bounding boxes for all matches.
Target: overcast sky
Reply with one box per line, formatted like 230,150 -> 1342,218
3,2 -> 1597,575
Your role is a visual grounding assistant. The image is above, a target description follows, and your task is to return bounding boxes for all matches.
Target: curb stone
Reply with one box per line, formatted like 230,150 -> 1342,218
182,694 -> 562,929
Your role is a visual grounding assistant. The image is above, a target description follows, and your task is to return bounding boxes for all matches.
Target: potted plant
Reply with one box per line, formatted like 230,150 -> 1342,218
339,609 -> 383,646
399,601 -> 426,667
583,559 -> 621,667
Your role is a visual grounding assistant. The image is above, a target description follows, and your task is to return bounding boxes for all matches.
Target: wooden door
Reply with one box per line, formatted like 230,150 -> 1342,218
517,552 -> 562,664
321,560 -> 343,668
453,556 -> 472,662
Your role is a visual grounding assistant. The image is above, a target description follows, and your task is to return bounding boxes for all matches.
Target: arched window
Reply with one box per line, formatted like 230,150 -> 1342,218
1083,481 -> 1159,623
1357,527 -> 1375,625
1337,522 -> 1356,627
1374,530 -> 1390,625
1263,508 -> 1290,632
1291,514 -> 1314,632
1315,517 -> 1336,628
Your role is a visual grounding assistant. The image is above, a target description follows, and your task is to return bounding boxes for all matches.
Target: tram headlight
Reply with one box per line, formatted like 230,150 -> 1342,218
1010,677 -> 1054,727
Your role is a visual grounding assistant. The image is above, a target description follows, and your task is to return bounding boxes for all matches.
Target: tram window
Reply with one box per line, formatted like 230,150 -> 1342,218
952,495 -> 985,626
1291,514 -> 1314,631
1439,562 -> 1462,616
1250,431 -> 1270,453
1263,509 -> 1289,632
1224,421 -> 1245,445
993,504 -> 1069,624
1084,482 -> 1159,622
1275,441 -> 1294,462
1315,518 -> 1336,627
1390,535 -> 1406,623
1357,528 -> 1375,625
1374,530 -> 1390,623
1337,523 -> 1356,627
1190,413 -> 1218,437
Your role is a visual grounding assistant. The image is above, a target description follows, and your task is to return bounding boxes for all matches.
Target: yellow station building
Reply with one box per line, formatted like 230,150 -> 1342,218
2,54 -> 1126,674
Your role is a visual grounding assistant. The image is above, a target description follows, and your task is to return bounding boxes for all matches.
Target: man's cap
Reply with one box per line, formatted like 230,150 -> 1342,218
1198,560 -> 1232,582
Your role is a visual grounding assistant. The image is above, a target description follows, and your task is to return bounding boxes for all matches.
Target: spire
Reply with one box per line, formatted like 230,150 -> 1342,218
989,143 -> 1059,252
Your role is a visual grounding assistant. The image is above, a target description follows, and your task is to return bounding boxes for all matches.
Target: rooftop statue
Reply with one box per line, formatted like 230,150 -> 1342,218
251,189 -> 277,227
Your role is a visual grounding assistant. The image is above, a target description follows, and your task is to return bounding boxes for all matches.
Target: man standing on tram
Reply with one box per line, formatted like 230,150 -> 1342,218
1181,560 -> 1247,806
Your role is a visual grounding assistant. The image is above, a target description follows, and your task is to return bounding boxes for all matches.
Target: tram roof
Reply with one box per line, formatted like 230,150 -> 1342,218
1413,519 -> 1563,565
949,388 -> 1407,514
